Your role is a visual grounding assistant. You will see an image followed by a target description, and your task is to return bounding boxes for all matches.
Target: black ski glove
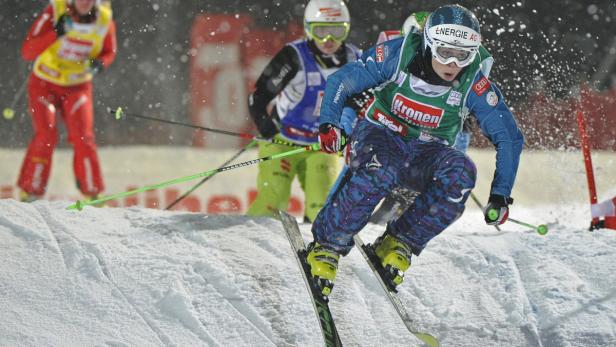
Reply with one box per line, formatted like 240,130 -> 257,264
484,194 -> 513,225
252,114 -> 279,139
248,94 -> 280,139
54,13 -> 72,38
89,59 -> 104,75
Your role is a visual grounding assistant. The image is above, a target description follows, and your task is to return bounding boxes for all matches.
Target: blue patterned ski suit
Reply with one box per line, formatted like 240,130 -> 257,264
312,36 -> 523,256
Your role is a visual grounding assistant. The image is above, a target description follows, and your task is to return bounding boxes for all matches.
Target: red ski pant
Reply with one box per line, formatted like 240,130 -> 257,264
17,74 -> 104,196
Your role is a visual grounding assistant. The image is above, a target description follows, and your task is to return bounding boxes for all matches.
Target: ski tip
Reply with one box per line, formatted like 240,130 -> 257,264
415,333 -> 440,347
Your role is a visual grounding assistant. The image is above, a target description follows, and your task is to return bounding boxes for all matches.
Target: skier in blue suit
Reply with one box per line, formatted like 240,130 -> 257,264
330,11 -> 484,224
306,5 -> 524,296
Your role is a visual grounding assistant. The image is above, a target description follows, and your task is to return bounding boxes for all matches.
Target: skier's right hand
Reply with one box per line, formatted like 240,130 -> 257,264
318,123 -> 346,154
54,13 -> 72,38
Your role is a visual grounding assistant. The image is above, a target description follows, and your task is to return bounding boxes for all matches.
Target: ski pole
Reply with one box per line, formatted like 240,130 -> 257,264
67,143 -> 320,211
485,208 -> 549,235
469,192 -> 501,231
165,140 -> 257,210
111,107 -> 301,147
506,217 -> 549,235
3,72 -> 29,120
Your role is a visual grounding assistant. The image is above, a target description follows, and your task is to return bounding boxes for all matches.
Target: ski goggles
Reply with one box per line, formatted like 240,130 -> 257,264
432,44 -> 477,67
306,22 -> 350,44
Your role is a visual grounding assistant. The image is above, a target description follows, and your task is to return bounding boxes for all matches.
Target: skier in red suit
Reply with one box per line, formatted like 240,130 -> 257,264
18,0 -> 116,201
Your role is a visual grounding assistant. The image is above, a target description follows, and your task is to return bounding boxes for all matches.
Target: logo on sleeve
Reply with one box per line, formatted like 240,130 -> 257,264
376,44 -> 385,63
391,94 -> 444,128
486,90 -> 499,106
472,77 -> 490,96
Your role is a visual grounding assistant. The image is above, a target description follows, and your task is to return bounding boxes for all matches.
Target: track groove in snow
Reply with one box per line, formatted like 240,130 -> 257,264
190,261 -> 277,346
178,222 -> 297,345
157,280 -> 222,346
135,216 -> 277,344
33,204 -> 173,346
123,212 -> 313,346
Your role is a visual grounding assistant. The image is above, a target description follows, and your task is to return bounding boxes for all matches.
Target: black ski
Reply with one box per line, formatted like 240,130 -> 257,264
353,234 -> 439,347
369,187 -> 419,225
279,211 -> 343,347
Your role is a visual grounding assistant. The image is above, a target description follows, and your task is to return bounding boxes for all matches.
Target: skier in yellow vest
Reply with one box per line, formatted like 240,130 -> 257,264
18,0 -> 116,201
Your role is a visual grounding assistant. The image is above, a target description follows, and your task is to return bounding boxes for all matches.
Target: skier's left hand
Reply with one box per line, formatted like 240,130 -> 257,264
54,13 -> 72,38
318,123 -> 346,154
484,194 -> 513,225
89,59 -> 104,75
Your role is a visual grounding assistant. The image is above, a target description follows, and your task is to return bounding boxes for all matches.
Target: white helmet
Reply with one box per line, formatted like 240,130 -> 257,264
423,5 -> 481,67
304,0 -> 351,43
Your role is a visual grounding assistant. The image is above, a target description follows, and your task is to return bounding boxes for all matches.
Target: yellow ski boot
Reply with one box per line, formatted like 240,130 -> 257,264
19,191 -> 41,202
374,235 -> 412,286
306,242 -> 340,297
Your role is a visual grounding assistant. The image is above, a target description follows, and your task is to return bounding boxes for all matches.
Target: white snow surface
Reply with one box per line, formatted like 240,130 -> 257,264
1,199 -> 615,347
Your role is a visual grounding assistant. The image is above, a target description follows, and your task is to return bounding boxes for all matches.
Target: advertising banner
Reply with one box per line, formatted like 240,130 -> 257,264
2,147 -> 615,213
0,147 -> 307,216
189,14 -> 301,149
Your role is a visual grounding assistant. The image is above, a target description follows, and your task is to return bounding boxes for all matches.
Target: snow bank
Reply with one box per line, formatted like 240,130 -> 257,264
0,199 -> 615,346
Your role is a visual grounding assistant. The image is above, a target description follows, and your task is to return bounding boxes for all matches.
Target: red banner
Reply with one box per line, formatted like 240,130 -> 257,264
190,15 -> 301,149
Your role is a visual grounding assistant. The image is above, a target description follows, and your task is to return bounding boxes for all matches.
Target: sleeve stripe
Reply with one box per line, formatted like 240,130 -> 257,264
32,13 -> 50,36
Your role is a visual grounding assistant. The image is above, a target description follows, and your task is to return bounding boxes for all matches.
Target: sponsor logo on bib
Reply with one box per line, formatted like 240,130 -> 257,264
374,108 -> 408,135
391,93 -> 444,128
59,37 -> 94,61
446,91 -> 463,106
307,72 -> 321,86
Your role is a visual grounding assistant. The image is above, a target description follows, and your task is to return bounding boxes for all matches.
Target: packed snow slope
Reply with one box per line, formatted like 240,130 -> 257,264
1,199 -> 615,347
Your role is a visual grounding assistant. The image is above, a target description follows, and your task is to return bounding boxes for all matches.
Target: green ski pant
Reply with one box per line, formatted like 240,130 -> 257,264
247,140 -> 339,222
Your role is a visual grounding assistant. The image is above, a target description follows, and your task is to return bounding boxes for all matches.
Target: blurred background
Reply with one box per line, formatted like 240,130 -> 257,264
1,0 -> 615,150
